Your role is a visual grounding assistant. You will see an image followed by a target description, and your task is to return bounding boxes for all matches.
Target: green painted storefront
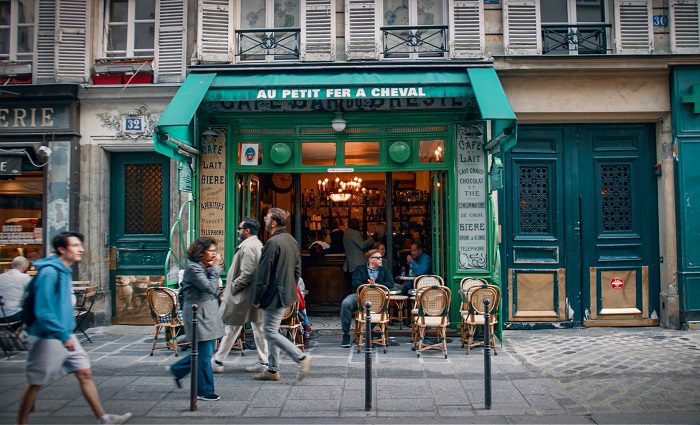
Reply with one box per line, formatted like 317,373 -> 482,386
154,66 -> 516,329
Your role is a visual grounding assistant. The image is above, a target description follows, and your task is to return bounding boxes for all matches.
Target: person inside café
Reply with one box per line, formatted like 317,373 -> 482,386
406,242 -> 431,278
339,249 -> 394,348
342,218 -> 374,274
328,219 -> 344,253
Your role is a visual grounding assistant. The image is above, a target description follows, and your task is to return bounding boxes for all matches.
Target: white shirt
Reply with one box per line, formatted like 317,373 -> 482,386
0,269 -> 31,317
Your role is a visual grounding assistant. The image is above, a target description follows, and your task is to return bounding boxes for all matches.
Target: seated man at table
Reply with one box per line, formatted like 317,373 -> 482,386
339,249 -> 394,348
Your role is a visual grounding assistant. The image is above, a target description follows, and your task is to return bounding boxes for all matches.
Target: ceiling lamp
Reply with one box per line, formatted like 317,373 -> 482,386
329,192 -> 352,202
331,113 -> 347,132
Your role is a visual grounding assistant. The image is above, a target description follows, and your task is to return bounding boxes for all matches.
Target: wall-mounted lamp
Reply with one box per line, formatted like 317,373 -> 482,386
201,127 -> 218,139
331,113 -> 347,132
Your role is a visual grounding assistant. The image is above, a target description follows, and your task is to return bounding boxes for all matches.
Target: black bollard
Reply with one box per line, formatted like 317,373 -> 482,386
190,304 -> 199,412
483,298 -> 492,410
364,301 -> 372,411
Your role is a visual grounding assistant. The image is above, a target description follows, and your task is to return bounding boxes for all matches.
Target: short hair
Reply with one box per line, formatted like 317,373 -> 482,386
12,256 -> 29,271
240,217 -> 260,235
187,237 -> 217,262
366,249 -> 380,260
411,242 -> 423,251
268,208 -> 290,227
52,231 -> 84,254
348,218 -> 360,230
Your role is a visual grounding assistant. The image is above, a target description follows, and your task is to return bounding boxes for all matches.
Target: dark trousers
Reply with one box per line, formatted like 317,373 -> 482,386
171,339 -> 215,396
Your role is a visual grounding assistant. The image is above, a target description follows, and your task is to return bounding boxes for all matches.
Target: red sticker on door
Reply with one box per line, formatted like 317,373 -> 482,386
611,277 -> 624,289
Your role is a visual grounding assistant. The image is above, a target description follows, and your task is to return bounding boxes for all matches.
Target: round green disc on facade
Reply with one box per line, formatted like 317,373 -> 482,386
389,141 -> 411,163
270,143 -> 292,165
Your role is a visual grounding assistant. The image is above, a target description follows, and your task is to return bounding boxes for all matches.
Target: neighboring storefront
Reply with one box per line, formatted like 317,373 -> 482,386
154,65 -> 516,326
0,84 -> 80,271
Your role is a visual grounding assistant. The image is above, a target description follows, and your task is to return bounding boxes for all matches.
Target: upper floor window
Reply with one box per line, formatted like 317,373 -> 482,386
237,0 -> 301,61
381,0 -> 448,59
0,0 -> 35,62
105,0 -> 156,57
541,0 -> 610,55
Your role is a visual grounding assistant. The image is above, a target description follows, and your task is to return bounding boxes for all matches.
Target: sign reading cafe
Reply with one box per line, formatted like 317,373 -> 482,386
455,123 -> 487,270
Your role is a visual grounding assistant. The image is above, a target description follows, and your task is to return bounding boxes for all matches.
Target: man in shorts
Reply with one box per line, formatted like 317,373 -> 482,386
17,231 -> 132,425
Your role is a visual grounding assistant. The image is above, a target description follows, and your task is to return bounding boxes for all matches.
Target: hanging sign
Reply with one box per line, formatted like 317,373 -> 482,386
611,276 -> 624,289
199,129 -> 227,259
455,123 -> 487,270
240,143 -> 259,166
0,156 -> 21,176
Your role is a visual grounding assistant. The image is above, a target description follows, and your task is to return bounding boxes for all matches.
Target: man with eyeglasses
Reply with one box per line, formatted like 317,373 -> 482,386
339,249 -> 394,348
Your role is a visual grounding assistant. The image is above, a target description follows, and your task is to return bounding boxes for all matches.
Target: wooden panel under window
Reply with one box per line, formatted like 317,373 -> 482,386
508,269 -> 565,321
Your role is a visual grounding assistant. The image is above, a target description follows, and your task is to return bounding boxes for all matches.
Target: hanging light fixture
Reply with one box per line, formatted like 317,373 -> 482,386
331,112 -> 347,132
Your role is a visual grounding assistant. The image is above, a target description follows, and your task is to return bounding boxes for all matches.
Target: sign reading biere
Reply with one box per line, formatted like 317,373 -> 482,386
199,129 -> 226,259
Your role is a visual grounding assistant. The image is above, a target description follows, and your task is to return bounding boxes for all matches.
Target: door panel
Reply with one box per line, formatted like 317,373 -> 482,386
430,171 -> 447,276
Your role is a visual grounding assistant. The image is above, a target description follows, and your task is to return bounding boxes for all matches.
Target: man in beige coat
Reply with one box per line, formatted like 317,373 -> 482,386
211,217 -> 268,373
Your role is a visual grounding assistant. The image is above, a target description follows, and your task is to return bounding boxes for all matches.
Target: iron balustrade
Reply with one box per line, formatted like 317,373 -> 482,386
380,25 -> 448,58
236,28 -> 301,60
542,23 -> 612,55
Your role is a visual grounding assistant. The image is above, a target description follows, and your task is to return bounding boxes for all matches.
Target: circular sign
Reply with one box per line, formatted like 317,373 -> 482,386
270,143 -> 292,165
611,277 -> 624,289
389,141 -> 411,163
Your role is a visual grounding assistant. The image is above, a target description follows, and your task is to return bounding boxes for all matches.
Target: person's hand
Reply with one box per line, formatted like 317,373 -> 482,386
368,277 -> 375,284
64,337 -> 76,352
253,303 -> 261,309
214,254 -> 223,266
406,254 -> 413,263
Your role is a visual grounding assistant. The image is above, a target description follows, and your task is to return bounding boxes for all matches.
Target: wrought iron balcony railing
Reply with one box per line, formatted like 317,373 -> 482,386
380,25 -> 449,58
542,23 -> 612,55
235,28 -> 301,61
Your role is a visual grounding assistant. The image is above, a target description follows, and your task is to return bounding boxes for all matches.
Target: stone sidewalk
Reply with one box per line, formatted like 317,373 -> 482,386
0,326 -> 699,424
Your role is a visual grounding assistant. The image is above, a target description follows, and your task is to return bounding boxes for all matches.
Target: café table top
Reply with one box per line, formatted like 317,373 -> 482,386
395,275 -> 416,281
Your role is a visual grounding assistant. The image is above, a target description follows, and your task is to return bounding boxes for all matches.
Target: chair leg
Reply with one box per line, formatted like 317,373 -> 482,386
150,325 -> 160,356
490,324 -> 497,355
466,324 -> 475,354
442,326 -> 447,358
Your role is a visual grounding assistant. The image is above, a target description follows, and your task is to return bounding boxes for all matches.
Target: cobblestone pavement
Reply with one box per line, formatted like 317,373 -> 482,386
0,326 -> 698,424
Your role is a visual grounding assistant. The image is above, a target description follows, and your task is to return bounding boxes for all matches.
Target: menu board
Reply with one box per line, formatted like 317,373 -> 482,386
455,123 -> 487,270
199,129 -> 227,259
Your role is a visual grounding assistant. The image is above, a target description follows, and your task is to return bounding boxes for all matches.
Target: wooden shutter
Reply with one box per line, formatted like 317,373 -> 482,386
614,0 -> 653,54
198,0 -> 231,62
449,0 -> 484,58
34,0 -> 56,82
670,0 -> 700,53
303,0 -> 335,61
56,0 -> 88,82
155,0 -> 187,82
502,0 -> 541,55
345,0 -> 378,60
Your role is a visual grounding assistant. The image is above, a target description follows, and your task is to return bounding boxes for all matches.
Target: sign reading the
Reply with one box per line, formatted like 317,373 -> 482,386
455,123 -> 487,270
611,276 -> 624,289
0,156 -> 21,176
199,129 -> 226,258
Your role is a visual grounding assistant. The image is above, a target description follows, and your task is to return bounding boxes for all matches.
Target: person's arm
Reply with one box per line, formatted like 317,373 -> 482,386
232,246 -> 258,294
351,266 -> 365,291
413,254 -> 431,276
186,262 -> 221,297
253,243 -> 274,305
380,267 -> 395,286
33,268 -> 71,343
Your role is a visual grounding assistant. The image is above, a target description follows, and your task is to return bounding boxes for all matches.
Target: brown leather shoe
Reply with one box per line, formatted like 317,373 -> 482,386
254,369 -> 281,381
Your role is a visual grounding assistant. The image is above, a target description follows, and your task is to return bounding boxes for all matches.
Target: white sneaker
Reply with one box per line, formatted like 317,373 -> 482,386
98,412 -> 132,424
211,358 -> 224,373
245,362 -> 267,373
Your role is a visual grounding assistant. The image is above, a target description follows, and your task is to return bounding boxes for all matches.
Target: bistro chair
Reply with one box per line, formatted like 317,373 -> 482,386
0,295 -> 26,359
146,287 -> 188,356
410,275 -> 444,343
355,284 -> 391,353
459,277 -> 489,347
464,285 -> 500,355
280,301 -> 304,352
73,282 -> 98,343
414,286 -> 451,358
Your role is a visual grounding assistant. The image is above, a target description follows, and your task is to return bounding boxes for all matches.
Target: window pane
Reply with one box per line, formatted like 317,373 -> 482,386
541,0 -> 567,23
274,0 -> 298,28
302,143 -> 336,166
576,0 -> 603,23
134,22 -> 154,50
0,1 -> 10,26
419,139 -> 445,163
0,28 -> 9,56
108,24 -> 127,51
345,142 -> 379,165
383,0 -> 408,25
418,0 -> 442,25
17,26 -> 33,53
241,0 -> 266,29
135,0 -> 155,20
18,0 -> 34,24
109,0 -> 128,22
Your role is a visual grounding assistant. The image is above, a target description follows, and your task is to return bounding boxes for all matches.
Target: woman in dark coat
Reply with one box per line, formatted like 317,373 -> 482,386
167,237 -> 225,401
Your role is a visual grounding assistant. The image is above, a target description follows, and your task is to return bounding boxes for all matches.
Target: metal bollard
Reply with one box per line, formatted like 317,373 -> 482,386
364,301 -> 372,411
483,298 -> 492,410
190,304 -> 199,412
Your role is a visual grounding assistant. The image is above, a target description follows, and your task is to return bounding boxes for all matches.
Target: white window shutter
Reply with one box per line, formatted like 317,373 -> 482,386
156,0 -> 187,82
502,0 -> 541,55
56,0 -> 88,82
345,0 -> 378,60
670,0 -> 700,53
449,0 -> 484,58
34,0 -> 56,82
303,0 -> 336,61
614,0 -> 653,54
197,0 -> 231,62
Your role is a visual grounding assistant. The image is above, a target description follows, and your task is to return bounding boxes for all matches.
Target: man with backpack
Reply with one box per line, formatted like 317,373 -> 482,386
17,231 -> 132,425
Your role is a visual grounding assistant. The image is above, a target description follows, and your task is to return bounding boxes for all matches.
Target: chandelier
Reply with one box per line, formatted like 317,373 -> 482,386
318,176 -> 363,203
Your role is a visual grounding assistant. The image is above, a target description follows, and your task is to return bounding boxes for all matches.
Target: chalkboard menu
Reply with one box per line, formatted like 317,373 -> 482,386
455,123 -> 487,270
199,129 -> 227,259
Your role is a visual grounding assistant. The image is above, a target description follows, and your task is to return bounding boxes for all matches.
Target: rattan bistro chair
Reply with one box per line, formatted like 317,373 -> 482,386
355,284 -> 391,353
464,285 -> 500,355
415,286 -> 451,358
73,282 -> 98,343
459,278 -> 489,347
146,287 -> 188,356
410,275 -> 444,344
0,295 -> 26,359
280,301 -> 304,352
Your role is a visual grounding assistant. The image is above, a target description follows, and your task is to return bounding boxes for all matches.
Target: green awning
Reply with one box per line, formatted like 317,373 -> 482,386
154,67 -> 516,160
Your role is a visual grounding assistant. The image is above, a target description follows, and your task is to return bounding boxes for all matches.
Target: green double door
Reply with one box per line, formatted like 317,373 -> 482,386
502,124 -> 660,326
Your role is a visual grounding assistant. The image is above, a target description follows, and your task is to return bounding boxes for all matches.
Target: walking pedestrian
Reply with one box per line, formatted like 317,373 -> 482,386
253,208 -> 312,381
166,237 -> 225,401
212,217 -> 269,374
17,231 -> 132,425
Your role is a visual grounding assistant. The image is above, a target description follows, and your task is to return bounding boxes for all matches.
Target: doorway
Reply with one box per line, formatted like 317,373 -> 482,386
502,124 -> 660,326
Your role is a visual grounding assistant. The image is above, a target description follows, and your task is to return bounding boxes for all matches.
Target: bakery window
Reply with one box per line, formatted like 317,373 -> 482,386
0,170 -> 43,272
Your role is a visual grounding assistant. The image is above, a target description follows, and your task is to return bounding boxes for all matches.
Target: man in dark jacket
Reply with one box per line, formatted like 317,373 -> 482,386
253,208 -> 312,382
339,249 -> 394,347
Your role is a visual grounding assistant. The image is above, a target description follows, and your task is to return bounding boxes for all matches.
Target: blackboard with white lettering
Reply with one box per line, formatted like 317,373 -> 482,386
0,156 -> 21,175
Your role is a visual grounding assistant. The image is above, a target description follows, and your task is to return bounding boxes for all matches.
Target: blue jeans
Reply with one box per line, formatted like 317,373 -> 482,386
262,307 -> 306,372
171,339 -> 215,396
340,293 -> 357,336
